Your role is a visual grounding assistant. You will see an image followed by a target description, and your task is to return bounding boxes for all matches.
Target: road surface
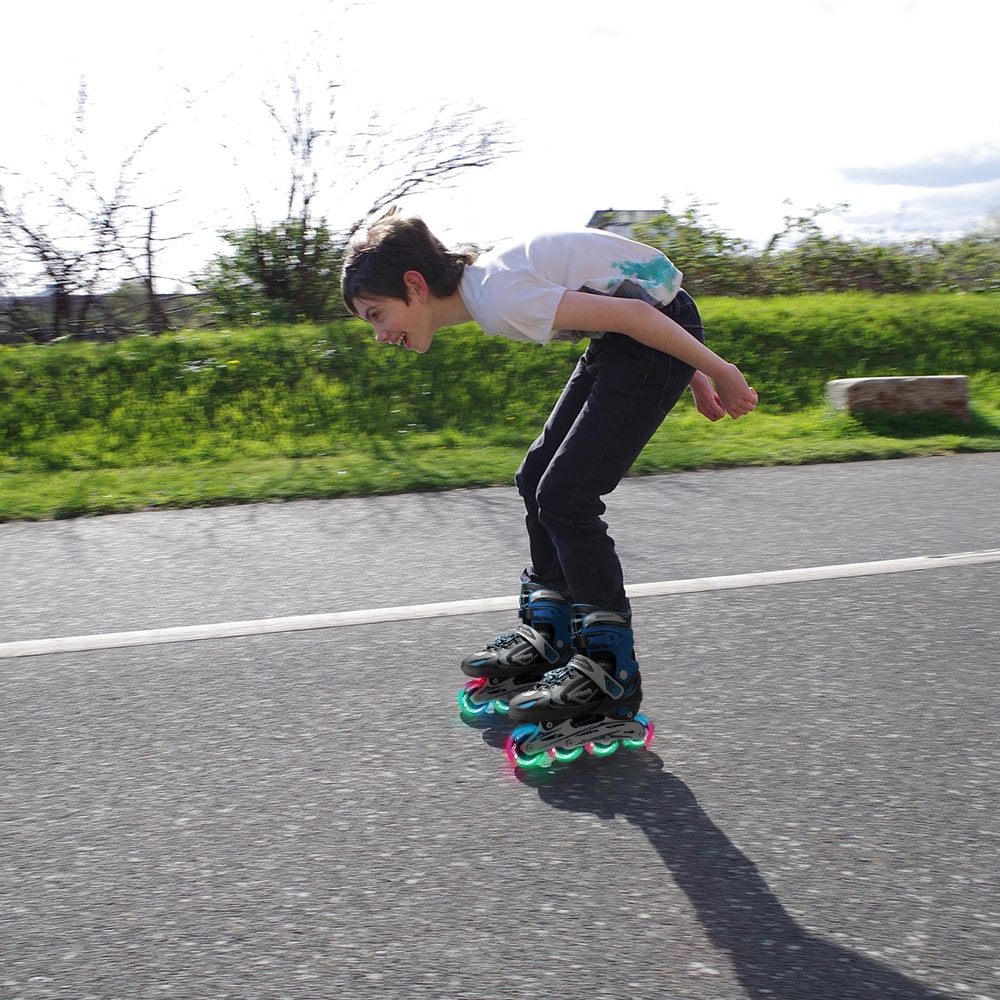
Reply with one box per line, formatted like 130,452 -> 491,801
2,454 -> 998,999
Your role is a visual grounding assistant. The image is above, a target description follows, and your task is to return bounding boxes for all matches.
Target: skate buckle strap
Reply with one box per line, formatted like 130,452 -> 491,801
516,623 -> 564,665
570,654 -> 625,699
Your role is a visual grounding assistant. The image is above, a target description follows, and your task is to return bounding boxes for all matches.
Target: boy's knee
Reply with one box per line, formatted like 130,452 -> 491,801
535,471 -> 577,527
515,456 -> 543,502
514,465 -> 529,501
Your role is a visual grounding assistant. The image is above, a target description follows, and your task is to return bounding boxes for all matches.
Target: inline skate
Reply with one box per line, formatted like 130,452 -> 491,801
457,582 -> 573,718
504,607 -> 655,768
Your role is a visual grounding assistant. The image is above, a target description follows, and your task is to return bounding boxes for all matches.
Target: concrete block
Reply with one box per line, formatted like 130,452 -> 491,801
826,376 -> 970,420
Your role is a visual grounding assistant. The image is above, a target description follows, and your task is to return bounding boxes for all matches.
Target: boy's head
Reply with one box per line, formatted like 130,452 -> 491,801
341,209 -> 476,317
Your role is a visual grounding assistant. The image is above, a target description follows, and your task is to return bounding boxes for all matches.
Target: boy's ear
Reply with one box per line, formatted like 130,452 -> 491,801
403,270 -> 430,302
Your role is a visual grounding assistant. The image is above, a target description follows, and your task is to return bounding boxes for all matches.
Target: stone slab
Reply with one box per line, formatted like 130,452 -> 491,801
826,376 -> 970,419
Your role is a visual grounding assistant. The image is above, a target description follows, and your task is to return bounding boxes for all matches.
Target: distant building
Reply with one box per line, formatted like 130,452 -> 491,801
586,209 -> 661,236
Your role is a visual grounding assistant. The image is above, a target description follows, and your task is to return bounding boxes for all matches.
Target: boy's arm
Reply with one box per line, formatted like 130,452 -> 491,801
553,290 -> 758,418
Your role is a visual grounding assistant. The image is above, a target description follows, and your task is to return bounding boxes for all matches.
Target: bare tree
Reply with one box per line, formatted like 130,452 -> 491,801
262,74 -> 333,228
340,103 -> 510,239
198,69 -> 513,322
261,68 -> 513,238
0,81 -> 178,340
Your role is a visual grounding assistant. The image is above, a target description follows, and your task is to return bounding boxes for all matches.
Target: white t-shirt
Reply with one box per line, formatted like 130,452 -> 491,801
458,229 -> 683,344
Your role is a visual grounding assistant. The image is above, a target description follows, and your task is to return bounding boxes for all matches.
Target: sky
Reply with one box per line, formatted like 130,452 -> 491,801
3,0 -> 999,291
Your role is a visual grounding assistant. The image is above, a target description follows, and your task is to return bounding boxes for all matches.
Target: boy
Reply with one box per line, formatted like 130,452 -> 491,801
342,210 -> 757,762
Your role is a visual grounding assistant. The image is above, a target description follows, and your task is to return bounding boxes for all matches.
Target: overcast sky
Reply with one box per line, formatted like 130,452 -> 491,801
3,0 -> 998,290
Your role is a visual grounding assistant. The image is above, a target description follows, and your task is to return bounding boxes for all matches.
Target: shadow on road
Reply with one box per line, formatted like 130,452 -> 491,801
511,748 -> 955,1000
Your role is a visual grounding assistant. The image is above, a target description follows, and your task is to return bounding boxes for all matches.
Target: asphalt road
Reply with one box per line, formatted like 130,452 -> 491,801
2,454 -> 999,999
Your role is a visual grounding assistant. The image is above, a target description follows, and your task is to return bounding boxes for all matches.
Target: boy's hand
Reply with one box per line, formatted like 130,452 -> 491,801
689,371 -> 726,422
712,363 -> 759,419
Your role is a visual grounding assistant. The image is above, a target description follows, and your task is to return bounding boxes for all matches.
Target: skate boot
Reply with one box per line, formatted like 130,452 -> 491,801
457,583 -> 574,718
504,607 -> 655,768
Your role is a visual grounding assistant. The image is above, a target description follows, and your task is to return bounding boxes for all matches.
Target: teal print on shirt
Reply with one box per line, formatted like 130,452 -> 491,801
611,256 -> 678,290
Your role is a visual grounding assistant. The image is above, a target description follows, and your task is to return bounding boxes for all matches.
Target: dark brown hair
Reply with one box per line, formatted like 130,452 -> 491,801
341,209 -> 477,315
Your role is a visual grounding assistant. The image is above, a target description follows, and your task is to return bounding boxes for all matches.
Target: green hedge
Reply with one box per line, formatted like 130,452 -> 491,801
702,293 -> 1000,408
1,293 -> 997,474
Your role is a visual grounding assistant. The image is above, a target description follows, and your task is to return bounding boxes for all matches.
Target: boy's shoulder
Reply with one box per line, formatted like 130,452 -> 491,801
476,229 -> 661,275
485,227 -> 647,255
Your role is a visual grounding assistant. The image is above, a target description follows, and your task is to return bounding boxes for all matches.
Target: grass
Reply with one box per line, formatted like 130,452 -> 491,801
3,382 -> 998,522
2,296 -> 999,521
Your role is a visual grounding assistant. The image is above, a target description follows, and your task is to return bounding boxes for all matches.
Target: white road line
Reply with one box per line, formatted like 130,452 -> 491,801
3,549 -> 999,660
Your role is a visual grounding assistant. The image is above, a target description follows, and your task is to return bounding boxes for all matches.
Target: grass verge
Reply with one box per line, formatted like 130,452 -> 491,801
4,301 -> 998,521
4,385 -> 998,521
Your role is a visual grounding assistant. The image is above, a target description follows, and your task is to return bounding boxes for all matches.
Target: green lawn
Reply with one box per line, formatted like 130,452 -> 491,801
4,386 -> 997,522
3,299 -> 998,521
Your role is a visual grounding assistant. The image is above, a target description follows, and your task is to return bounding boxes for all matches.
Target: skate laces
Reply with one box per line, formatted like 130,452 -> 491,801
486,632 -> 518,651
538,663 -> 576,686
538,657 -> 613,700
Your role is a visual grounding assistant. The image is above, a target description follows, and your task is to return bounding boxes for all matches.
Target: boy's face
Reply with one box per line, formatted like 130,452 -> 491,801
352,290 -> 435,354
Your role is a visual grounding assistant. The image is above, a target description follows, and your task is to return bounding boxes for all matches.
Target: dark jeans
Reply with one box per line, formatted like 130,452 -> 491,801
515,289 -> 704,614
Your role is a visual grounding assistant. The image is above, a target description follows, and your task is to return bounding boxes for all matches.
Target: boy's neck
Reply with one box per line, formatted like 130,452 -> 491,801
430,290 -> 473,330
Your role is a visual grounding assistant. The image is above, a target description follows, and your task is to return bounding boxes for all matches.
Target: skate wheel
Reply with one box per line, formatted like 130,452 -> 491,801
457,679 -> 491,717
504,729 -> 551,770
624,714 -> 655,750
548,746 -> 584,763
585,739 -> 620,757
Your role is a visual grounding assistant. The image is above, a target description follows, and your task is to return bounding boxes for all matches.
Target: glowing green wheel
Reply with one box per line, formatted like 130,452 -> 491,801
457,684 -> 490,718
505,728 -> 552,769
623,714 -> 655,750
548,746 -> 584,763
585,740 -> 620,757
